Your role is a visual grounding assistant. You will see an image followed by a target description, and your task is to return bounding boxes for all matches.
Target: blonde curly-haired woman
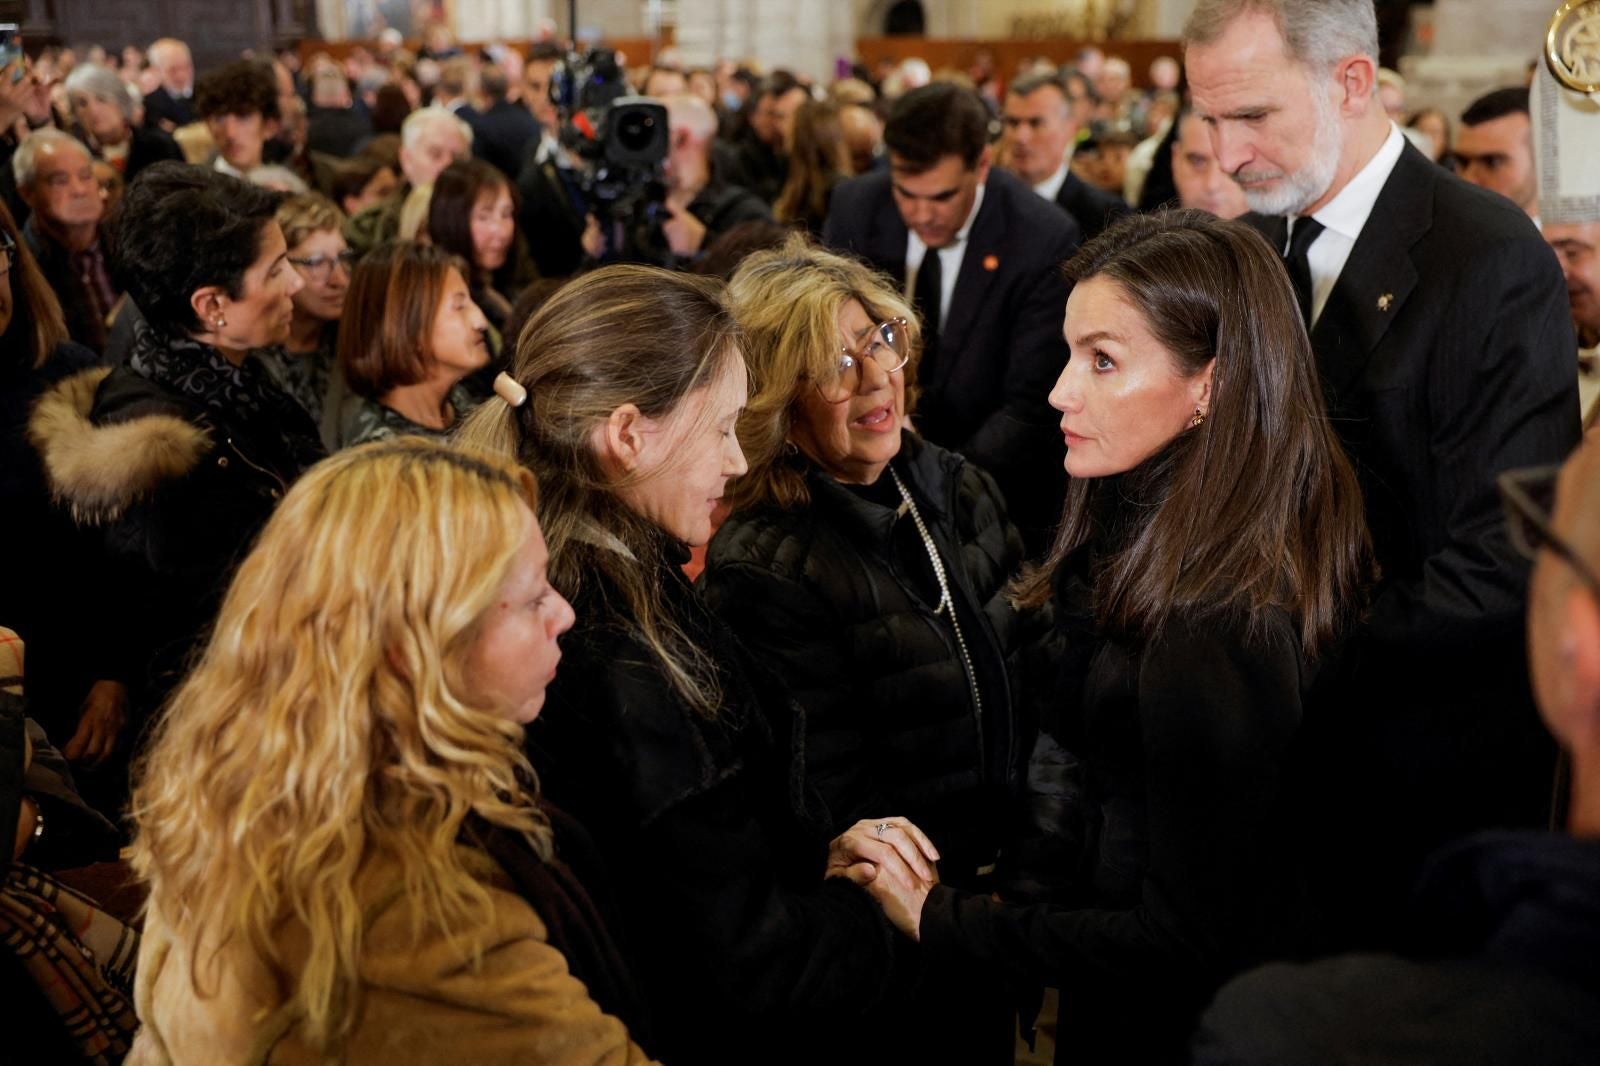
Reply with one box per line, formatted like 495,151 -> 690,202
125,437 -> 656,1065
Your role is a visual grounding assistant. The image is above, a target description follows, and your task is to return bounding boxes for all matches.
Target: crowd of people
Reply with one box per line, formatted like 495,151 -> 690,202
2,0 -> 1599,1062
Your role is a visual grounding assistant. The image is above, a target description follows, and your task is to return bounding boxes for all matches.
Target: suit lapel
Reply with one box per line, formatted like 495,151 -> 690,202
1310,144 -> 1433,402
936,180 -> 1006,375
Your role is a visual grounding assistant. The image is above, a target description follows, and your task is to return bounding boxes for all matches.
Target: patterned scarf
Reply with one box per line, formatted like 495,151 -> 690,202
127,321 -> 326,475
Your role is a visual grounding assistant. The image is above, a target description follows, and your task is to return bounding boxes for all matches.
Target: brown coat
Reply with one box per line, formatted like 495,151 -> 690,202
127,849 -> 656,1065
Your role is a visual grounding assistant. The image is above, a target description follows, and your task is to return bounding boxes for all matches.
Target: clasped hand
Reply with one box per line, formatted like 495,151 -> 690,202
824,817 -> 939,941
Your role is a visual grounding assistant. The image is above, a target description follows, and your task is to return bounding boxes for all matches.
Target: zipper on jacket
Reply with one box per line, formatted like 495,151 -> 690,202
223,436 -> 287,497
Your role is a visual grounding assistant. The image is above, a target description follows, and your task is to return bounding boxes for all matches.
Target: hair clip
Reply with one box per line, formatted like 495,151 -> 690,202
493,371 -> 528,408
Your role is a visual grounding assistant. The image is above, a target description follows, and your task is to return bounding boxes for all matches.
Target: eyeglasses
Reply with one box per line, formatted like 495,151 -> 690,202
0,230 -> 14,277
810,317 -> 911,404
287,249 -> 357,281
1497,464 -> 1600,600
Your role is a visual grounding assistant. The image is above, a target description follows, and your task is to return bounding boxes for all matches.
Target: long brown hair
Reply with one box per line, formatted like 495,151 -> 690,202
1014,210 -> 1371,657
455,265 -> 744,716
0,199 -> 69,370
774,99 -> 851,229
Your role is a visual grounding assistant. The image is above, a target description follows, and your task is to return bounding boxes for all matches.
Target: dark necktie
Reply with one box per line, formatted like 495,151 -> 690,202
1283,216 -> 1325,327
913,247 -> 943,371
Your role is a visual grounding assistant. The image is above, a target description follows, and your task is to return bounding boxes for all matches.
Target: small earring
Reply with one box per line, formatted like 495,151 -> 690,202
212,317 -> 226,330
1190,408 -> 1206,429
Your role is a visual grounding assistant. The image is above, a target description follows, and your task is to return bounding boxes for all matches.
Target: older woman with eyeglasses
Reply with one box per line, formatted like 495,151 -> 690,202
256,193 -> 353,445
701,235 -> 1041,1063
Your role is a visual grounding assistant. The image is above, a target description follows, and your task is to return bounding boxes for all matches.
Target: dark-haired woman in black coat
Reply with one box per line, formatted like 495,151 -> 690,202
28,162 -> 325,774
850,212 -> 1373,1065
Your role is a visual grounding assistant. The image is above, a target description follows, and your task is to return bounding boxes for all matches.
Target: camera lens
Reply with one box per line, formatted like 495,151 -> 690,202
616,111 -> 657,153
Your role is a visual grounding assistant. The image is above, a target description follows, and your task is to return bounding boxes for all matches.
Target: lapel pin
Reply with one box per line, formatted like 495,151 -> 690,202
983,254 -> 999,271
1377,293 -> 1393,311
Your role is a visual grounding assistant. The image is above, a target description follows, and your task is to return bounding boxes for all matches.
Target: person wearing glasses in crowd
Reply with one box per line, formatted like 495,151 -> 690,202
850,212 -> 1372,1063
1190,452 -> 1600,1065
701,236 -> 1043,1063
456,265 -> 939,1065
256,193 -> 352,446
334,240 -> 488,447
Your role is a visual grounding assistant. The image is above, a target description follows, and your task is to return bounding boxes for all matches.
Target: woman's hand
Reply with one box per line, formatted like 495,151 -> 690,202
824,817 -> 940,940
825,816 -> 940,883
62,679 -> 127,766
861,864 -> 931,941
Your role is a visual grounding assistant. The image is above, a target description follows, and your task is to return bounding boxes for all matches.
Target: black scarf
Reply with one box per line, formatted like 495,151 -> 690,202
126,321 -> 326,476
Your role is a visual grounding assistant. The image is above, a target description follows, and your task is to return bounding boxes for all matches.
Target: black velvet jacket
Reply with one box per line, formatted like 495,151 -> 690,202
526,540 -> 905,1064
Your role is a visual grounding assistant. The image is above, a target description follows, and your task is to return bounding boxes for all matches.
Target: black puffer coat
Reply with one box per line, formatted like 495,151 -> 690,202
701,432 -> 1035,881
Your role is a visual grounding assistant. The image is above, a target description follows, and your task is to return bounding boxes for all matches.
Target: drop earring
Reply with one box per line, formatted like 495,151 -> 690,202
1190,408 -> 1206,428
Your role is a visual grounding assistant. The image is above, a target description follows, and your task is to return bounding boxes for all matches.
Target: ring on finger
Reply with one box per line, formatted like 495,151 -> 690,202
874,821 -> 891,838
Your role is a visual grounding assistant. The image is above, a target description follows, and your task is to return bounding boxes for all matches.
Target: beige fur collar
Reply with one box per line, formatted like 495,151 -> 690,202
28,368 -> 211,524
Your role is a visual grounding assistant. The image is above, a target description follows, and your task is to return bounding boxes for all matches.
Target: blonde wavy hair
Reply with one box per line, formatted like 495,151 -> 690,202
723,234 -> 921,511
130,437 -> 554,1052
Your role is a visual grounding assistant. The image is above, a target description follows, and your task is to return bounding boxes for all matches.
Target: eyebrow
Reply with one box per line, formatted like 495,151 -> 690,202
1068,329 -> 1127,346
892,181 -> 961,201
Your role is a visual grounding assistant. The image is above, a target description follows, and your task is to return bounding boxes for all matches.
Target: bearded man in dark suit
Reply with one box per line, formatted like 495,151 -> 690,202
823,83 -> 1081,547
1187,0 -> 1578,946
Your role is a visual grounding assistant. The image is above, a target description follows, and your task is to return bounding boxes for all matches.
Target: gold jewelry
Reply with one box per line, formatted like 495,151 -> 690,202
1191,409 -> 1207,428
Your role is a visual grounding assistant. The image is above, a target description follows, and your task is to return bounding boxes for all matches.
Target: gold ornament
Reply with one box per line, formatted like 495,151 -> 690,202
1546,0 -> 1600,95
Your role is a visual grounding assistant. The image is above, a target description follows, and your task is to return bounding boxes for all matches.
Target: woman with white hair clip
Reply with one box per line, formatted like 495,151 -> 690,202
64,62 -> 182,184
128,437 -> 657,1064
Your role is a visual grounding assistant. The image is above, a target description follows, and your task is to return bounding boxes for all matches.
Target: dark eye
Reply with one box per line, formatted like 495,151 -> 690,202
1093,351 -> 1114,371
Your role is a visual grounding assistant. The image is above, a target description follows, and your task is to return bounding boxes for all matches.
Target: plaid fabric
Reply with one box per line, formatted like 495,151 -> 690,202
2,863 -> 140,1064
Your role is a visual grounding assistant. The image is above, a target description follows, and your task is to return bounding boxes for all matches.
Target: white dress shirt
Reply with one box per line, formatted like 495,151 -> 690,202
1288,122 -> 1406,327
905,182 -> 987,331
1032,162 -> 1070,203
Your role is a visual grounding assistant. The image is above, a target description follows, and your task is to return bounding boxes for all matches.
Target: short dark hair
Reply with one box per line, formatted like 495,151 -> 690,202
1461,86 -> 1529,127
427,158 -> 518,279
339,240 -> 463,396
1008,71 -> 1072,105
110,161 -> 284,336
884,82 -> 990,172
194,59 -> 280,122
759,70 -> 802,102
330,156 -> 394,211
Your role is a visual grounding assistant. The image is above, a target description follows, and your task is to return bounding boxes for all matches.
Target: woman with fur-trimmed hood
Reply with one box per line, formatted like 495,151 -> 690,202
28,162 -> 324,773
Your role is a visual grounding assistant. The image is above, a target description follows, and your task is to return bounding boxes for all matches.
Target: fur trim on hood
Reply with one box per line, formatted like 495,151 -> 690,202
28,368 -> 211,524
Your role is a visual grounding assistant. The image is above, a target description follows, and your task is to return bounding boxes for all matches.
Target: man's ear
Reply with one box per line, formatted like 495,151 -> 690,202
973,143 -> 994,184
1334,54 -> 1378,116
263,117 -> 281,140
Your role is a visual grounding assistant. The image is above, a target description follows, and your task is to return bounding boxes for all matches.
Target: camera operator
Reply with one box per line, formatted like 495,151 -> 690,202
661,93 -> 769,263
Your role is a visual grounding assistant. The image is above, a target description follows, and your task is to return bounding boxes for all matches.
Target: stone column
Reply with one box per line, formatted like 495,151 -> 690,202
676,0 -> 854,80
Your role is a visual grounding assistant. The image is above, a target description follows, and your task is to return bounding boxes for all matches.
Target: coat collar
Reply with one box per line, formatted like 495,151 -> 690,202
805,430 -> 956,547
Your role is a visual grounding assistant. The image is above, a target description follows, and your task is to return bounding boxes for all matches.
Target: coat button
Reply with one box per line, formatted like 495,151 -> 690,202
217,457 -> 229,468
270,489 -> 282,500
